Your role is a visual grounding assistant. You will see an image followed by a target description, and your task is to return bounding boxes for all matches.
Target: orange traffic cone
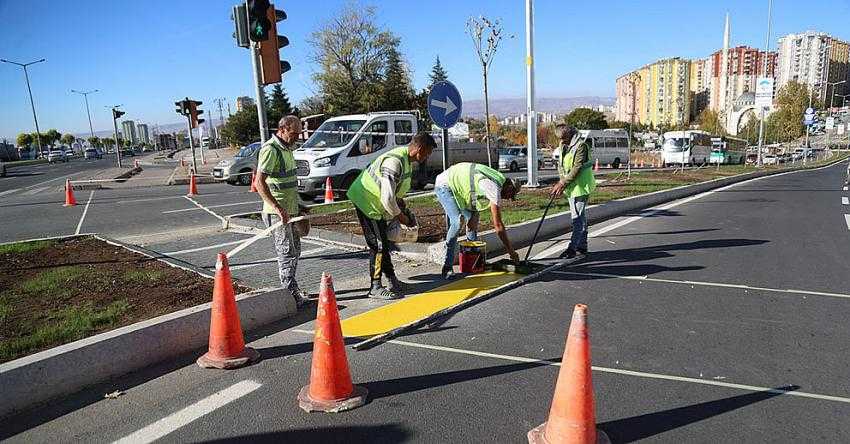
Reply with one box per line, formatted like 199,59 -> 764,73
133,159 -> 139,169
528,304 -> 609,444
593,159 -> 599,172
63,179 -> 77,206
249,172 -> 258,193
324,177 -> 334,204
187,171 -> 199,196
197,253 -> 259,369
298,273 -> 368,413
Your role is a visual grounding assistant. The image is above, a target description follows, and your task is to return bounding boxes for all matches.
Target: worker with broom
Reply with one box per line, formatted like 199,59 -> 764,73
347,132 -> 437,300
435,162 -> 521,278
550,124 -> 596,258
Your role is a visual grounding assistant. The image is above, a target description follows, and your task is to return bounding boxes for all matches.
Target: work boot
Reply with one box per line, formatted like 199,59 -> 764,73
577,248 -> 588,256
559,248 -> 577,259
441,265 -> 455,279
386,275 -> 406,294
291,288 -> 311,309
368,281 -> 402,300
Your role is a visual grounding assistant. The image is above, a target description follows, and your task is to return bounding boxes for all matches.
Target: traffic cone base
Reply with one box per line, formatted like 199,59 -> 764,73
63,180 -> 77,206
298,384 -> 368,413
527,424 -> 610,444
197,346 -> 259,369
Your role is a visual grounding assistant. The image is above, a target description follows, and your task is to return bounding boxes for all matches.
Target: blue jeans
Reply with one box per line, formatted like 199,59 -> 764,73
568,195 -> 589,251
436,186 -> 478,268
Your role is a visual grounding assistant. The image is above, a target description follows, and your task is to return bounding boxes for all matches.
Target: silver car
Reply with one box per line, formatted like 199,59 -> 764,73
47,150 -> 68,163
212,142 -> 261,186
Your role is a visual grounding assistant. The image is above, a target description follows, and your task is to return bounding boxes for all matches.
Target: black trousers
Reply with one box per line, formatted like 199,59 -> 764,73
356,208 -> 396,283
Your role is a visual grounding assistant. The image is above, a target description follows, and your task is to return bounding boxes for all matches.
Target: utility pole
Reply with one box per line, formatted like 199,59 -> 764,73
251,42 -> 270,143
756,0 -> 772,168
525,0 -> 539,187
71,89 -> 98,141
2,58 -> 46,158
214,97 -> 226,148
110,106 -> 125,168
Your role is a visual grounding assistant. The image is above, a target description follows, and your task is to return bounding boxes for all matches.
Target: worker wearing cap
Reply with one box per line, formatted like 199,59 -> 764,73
435,162 -> 521,278
551,124 -> 596,258
254,115 -> 309,309
347,132 -> 436,299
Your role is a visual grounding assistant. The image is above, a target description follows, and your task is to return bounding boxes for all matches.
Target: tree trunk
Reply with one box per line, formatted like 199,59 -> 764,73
483,67 -> 492,168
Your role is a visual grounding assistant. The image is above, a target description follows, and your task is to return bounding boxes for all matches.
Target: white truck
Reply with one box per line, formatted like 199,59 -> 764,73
293,111 -> 495,200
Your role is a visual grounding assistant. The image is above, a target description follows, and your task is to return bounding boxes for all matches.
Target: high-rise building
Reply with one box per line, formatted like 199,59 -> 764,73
708,46 -> 778,114
121,120 -> 137,144
777,31 -> 850,104
236,96 -> 255,112
616,57 -> 691,128
137,124 -> 150,144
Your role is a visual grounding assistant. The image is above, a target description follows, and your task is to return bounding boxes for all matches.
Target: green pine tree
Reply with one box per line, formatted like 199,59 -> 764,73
380,48 -> 414,111
428,56 -> 449,87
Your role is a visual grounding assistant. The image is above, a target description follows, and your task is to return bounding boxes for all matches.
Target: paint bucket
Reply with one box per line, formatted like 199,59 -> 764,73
458,240 -> 486,274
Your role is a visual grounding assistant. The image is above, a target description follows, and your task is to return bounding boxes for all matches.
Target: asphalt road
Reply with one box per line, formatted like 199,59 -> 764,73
3,159 -> 848,442
0,155 -> 120,195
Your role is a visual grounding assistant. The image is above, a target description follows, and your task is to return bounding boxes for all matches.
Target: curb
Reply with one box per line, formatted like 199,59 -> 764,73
0,234 -> 297,419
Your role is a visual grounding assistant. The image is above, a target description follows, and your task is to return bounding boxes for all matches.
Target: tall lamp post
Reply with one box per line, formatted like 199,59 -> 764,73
71,89 -> 99,141
755,0 -> 773,168
1,58 -> 46,157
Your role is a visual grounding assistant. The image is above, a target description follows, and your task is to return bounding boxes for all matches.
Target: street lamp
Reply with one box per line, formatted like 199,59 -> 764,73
71,89 -> 99,141
1,58 -> 46,157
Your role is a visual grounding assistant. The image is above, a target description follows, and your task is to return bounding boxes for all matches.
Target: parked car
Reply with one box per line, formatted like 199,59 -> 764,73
763,155 -> 779,165
47,150 -> 68,163
120,148 -> 135,157
213,142 -> 261,186
84,148 -> 103,159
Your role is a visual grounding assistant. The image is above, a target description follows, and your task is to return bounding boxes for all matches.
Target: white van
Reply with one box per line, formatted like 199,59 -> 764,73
552,129 -> 630,169
294,112 -> 492,200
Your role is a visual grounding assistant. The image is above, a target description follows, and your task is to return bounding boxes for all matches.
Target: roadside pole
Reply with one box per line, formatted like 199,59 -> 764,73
186,114 -> 198,173
524,0 -> 539,187
112,116 -> 122,168
251,42 -> 269,143
441,128 -> 449,173
199,124 -> 206,165
756,0 -> 773,168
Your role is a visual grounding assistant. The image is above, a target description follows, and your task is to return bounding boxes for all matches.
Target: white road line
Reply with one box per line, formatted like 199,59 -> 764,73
299,328 -> 850,406
0,189 -> 19,197
845,214 -> 850,230
116,191 -> 248,205
843,197 -> 849,205
162,200 -> 261,214
551,271 -> 850,301
163,239 -> 246,255
75,191 -> 95,235
112,380 -> 261,444
532,166 -> 834,260
184,196 -> 229,225
23,186 -> 50,196
115,225 -> 223,241
229,247 -> 330,270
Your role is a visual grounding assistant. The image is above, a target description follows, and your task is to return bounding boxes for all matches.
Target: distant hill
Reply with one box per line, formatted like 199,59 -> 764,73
76,119 -> 223,140
461,97 -> 615,118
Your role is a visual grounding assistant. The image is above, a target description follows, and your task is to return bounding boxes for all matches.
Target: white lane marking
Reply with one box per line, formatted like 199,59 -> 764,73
112,380 -> 261,444
23,186 -> 50,196
229,247 -> 330,270
74,191 -> 95,235
843,197 -> 849,205
532,166 -> 835,260
551,271 -> 850,301
845,214 -> 850,230
115,225 -> 223,241
299,328 -> 850,406
162,200 -> 261,214
162,240 -> 246,256
844,186 -> 848,191
116,191 -> 248,205
184,196 -> 229,225
0,189 -> 19,197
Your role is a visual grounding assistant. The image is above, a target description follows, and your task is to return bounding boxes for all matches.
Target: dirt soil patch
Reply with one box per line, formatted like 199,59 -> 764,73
0,236 -> 250,363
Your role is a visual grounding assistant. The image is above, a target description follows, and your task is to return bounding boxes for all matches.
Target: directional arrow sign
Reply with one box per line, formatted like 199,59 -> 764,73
428,81 -> 463,129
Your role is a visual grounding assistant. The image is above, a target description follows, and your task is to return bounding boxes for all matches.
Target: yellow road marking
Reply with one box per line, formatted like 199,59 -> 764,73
341,271 -> 521,338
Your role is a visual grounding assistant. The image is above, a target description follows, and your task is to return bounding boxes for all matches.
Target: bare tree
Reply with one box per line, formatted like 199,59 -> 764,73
466,16 -> 511,167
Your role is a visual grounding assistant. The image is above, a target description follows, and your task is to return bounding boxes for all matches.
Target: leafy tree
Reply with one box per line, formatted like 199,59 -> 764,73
16,133 -> 33,148
309,4 -> 400,114
428,56 -> 449,87
298,95 -> 326,117
123,138 -> 133,147
565,108 -> 608,130
61,133 -> 75,146
87,136 -> 100,148
220,106 -> 260,147
45,129 -> 61,147
102,137 -> 114,149
380,47 -> 414,111
697,109 -> 725,135
767,80 -> 820,143
266,84 -> 298,126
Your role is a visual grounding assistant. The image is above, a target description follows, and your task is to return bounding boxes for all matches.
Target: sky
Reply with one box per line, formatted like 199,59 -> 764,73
2,0 -> 850,141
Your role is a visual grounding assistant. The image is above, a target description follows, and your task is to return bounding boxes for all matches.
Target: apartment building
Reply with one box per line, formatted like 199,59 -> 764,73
777,31 -> 850,104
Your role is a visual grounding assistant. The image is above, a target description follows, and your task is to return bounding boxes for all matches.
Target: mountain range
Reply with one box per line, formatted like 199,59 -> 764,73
461,96 -> 615,118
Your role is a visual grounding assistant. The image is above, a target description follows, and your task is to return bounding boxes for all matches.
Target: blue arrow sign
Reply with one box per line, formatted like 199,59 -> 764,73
428,81 -> 462,129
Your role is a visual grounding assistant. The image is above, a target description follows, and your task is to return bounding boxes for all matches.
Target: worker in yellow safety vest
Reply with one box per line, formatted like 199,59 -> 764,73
346,132 -> 436,299
435,162 -> 521,278
550,124 -> 596,259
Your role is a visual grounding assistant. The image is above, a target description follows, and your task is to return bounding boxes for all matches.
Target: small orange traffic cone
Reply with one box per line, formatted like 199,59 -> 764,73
298,273 -> 368,413
593,159 -> 599,172
133,159 -> 139,169
187,171 -> 199,196
249,172 -> 258,193
528,304 -> 609,444
197,253 -> 259,369
324,177 -> 334,204
63,179 -> 77,206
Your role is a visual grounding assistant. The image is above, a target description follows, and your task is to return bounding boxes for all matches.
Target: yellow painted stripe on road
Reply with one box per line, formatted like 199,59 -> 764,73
341,271 -> 520,338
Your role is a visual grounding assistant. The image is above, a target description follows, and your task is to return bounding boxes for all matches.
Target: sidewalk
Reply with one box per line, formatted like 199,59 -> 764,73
168,147 -> 236,185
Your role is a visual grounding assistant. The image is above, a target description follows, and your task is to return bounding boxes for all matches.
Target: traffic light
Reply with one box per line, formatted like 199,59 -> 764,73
258,4 -> 290,85
231,3 -> 249,48
175,100 -> 189,116
112,108 -> 125,120
247,0 -> 271,42
188,100 -> 204,129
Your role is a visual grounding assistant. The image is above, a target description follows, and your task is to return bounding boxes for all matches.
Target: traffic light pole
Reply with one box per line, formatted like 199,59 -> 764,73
251,42 -> 270,143
199,124 -> 206,165
113,115 -> 122,168
186,114 -> 198,173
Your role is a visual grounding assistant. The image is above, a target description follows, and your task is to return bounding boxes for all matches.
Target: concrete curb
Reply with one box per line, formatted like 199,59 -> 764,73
0,234 -> 297,419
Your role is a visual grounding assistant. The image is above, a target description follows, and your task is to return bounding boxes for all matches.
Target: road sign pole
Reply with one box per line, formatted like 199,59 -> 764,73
199,124 -> 206,165
441,128 -> 449,173
525,0 -> 539,187
251,42 -> 269,143
187,115 -> 197,173
112,114 -> 122,168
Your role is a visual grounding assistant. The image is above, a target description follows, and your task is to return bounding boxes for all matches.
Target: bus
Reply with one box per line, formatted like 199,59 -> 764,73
552,129 -> 631,169
709,136 -> 747,164
661,130 -> 712,166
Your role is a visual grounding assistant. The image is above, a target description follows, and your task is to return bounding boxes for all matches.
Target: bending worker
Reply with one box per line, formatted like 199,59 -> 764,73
347,132 -> 436,300
435,162 -> 521,278
254,115 -> 310,309
550,124 -> 596,259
